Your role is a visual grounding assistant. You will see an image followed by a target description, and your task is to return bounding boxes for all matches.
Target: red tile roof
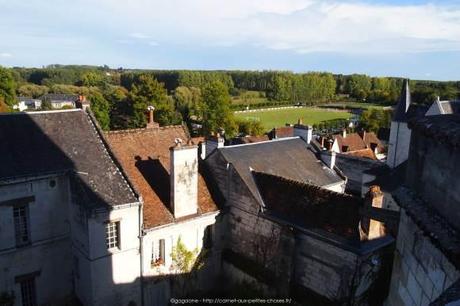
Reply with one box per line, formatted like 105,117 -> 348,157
343,148 -> 378,160
334,131 -> 384,154
105,126 -> 218,228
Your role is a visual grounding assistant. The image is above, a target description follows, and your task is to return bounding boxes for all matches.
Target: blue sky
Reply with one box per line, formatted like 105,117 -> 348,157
1,0 -> 460,80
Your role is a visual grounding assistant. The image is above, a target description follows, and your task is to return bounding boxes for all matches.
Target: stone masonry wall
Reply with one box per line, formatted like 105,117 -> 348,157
386,210 -> 459,306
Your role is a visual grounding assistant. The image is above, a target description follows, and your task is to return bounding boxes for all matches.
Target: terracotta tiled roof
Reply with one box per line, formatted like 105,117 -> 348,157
231,135 -> 270,145
334,132 -> 384,154
343,148 -> 377,160
268,126 -> 294,139
334,133 -> 367,152
105,126 -> 218,228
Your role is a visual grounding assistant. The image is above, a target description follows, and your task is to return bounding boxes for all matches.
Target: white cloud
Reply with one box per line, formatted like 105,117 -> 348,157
0,52 -> 12,58
2,0 -> 460,55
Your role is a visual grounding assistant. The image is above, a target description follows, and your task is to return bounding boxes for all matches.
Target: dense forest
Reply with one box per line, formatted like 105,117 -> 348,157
0,65 -> 459,135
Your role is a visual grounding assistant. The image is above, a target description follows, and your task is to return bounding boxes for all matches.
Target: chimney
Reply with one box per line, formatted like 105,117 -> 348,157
321,150 -> 336,169
358,130 -> 366,140
76,95 -> 90,111
147,105 -> 159,128
294,119 -> 313,144
170,138 -> 198,218
342,129 -> 347,138
361,186 -> 385,240
205,133 -> 225,158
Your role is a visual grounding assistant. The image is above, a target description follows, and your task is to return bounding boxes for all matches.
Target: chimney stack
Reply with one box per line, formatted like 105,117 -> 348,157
76,95 -> 90,111
361,186 -> 385,240
321,150 -> 336,169
147,105 -> 159,128
294,119 -> 313,144
205,133 -> 225,158
342,129 -> 347,138
170,138 -> 198,218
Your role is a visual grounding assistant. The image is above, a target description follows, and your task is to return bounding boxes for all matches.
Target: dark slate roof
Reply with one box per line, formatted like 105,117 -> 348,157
364,162 -> 406,193
393,187 -> 460,269
253,171 -> 362,241
430,279 -> 460,306
408,114 -> 460,148
40,94 -> 79,102
0,110 -> 137,207
217,137 -> 343,203
393,79 -> 411,122
440,100 -> 460,115
335,153 -> 383,194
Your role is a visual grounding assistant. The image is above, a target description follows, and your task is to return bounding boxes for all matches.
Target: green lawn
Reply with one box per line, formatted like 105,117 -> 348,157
320,102 -> 386,110
235,107 -> 352,130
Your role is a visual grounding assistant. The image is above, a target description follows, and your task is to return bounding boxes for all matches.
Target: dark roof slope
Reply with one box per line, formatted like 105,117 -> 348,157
40,94 -> 79,102
409,114 -> 460,148
217,137 -> 343,203
335,153 -> 382,194
253,171 -> 362,240
0,110 -> 137,207
105,126 -> 218,228
393,187 -> 460,269
393,79 -> 412,122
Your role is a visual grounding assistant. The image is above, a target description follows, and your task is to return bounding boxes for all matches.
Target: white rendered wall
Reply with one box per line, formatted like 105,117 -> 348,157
387,121 -> 411,168
85,205 -> 142,306
0,175 -> 73,306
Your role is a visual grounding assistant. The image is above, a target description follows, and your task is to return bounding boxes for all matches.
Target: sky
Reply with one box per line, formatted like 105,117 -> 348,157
1,0 -> 460,81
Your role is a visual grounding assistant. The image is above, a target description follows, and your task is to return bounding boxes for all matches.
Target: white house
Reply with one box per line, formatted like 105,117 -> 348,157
0,109 -> 142,306
104,112 -> 221,305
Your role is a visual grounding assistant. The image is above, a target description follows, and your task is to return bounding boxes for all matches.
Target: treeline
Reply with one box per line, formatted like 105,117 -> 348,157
1,65 -> 459,135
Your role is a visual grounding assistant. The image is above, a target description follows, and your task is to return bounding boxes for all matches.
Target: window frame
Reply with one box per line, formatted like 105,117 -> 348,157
105,221 -> 121,250
13,205 -> 30,247
151,238 -> 165,267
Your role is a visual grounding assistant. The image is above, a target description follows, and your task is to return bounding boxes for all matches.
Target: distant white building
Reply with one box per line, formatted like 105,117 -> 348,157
425,97 -> 460,116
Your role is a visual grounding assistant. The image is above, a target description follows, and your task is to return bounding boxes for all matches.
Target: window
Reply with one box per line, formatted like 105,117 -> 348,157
152,239 -> 165,266
105,221 -> 120,249
20,277 -> 37,306
14,206 -> 30,247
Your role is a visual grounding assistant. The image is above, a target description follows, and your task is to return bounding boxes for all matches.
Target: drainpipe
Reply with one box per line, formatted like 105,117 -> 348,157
138,197 -> 145,306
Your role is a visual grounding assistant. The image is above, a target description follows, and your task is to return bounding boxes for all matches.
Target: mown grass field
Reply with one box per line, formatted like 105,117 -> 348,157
235,107 -> 352,130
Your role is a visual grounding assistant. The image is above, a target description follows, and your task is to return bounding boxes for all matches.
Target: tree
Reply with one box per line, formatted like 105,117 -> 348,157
0,67 -> 16,107
174,86 -> 202,122
40,98 -> 52,110
201,81 -> 236,137
128,74 -> 180,128
17,84 -> 49,98
89,92 -> 111,130
237,119 -> 265,136
347,74 -> 372,101
0,97 -> 10,112
360,108 -> 392,132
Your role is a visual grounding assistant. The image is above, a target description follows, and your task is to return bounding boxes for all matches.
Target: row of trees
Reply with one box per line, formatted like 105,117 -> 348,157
8,65 -> 460,105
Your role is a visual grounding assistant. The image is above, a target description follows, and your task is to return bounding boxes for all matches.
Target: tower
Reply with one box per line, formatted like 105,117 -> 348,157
386,79 -> 412,168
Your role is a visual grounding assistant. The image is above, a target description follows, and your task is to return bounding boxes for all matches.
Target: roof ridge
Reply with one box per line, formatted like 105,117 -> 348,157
221,136 -> 301,149
0,109 -> 82,116
105,124 -> 184,134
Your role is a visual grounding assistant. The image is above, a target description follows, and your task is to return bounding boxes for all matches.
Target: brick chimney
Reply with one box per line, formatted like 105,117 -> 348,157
76,95 -> 90,110
361,185 -> 385,240
170,138 -> 198,218
294,118 -> 313,144
146,105 -> 159,129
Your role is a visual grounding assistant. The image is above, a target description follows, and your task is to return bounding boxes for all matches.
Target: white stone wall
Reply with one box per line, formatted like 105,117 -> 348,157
142,212 -> 219,304
386,210 -> 459,306
85,205 -> 142,306
387,121 -> 411,168
0,175 -> 73,306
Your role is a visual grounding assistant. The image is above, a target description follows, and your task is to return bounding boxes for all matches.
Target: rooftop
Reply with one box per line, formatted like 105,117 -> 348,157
215,137 -> 343,204
0,110 -> 137,207
439,100 -> 460,115
409,114 -> 460,148
105,125 -> 218,228
253,171 -> 362,241
393,187 -> 460,269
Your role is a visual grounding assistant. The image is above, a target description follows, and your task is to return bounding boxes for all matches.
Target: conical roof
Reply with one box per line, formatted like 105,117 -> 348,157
393,79 -> 411,122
